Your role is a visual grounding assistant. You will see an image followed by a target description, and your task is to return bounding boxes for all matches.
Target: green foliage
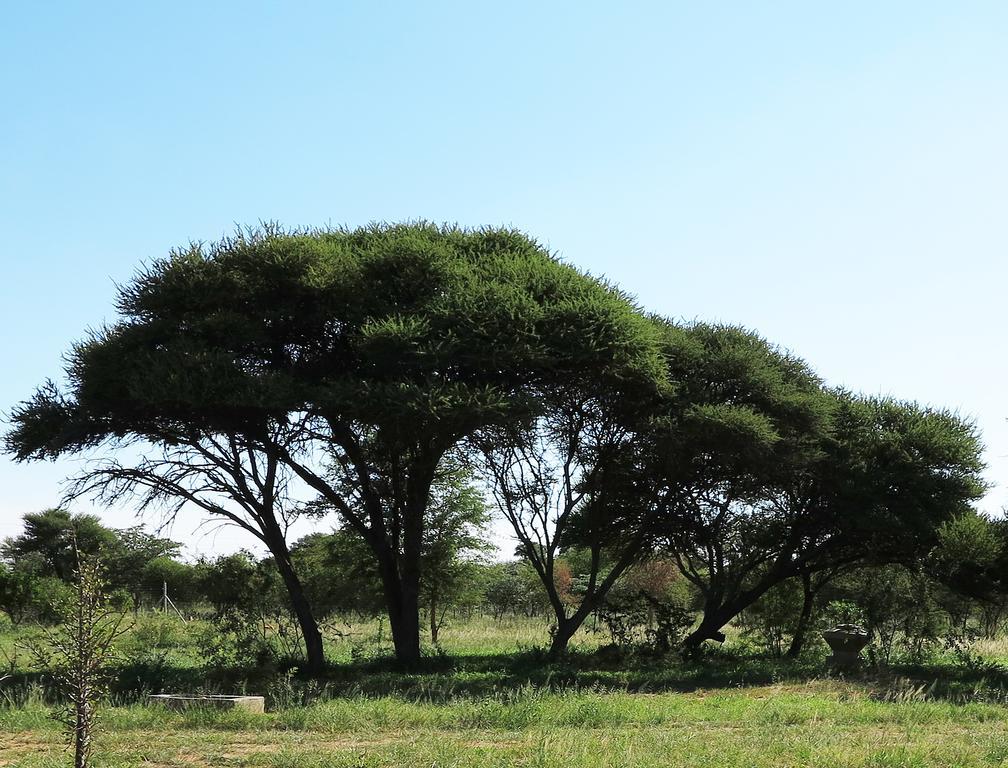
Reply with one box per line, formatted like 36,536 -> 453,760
827,566 -> 945,664
938,512 -> 1001,567
420,462 -> 494,641
288,531 -> 384,619
139,557 -> 199,608
6,223 -> 666,458
482,561 -> 552,619
2,510 -> 116,582
0,564 -> 35,625
1,510 -> 185,617
191,552 -> 296,669
194,552 -> 284,618
738,579 -> 808,656
931,511 -> 1006,606
0,563 -> 72,626
103,527 -> 181,609
7,609 -> 1008,767
27,577 -> 73,625
822,600 -> 866,627
595,566 -> 696,654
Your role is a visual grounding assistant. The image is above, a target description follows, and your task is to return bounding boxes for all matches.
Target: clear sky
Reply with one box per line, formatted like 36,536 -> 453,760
1,2 -> 1006,558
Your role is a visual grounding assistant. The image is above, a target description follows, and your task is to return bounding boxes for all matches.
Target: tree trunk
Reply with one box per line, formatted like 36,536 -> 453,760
681,564 -> 800,655
374,545 -> 423,666
549,617 -> 579,657
547,591 -> 605,658
377,462 -> 431,667
786,572 -> 815,659
390,588 -> 422,665
681,609 -> 730,653
74,698 -> 91,768
681,586 -> 773,653
262,530 -> 325,675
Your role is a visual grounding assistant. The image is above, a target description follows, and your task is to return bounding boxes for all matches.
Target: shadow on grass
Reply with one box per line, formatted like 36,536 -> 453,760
5,646 -> 1008,707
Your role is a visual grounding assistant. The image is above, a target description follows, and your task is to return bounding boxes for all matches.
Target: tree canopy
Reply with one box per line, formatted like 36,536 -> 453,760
6,222 -> 666,665
3,221 -> 989,666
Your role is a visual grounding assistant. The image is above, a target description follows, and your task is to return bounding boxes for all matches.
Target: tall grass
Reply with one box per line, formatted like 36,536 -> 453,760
5,684 -> 1008,767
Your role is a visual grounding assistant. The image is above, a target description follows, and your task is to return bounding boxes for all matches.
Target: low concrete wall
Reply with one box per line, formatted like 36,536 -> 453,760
147,694 -> 265,714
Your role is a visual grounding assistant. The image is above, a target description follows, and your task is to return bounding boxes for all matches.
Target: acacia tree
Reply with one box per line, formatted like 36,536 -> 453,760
6,223 -> 663,665
57,423 -> 328,671
477,391 -> 663,656
647,325 -> 987,652
476,320 -> 829,657
678,394 -> 985,652
1,510 -> 116,582
647,323 -> 833,651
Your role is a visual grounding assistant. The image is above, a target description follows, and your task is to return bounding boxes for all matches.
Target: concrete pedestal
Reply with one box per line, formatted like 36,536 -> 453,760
147,694 -> 265,713
822,624 -> 870,672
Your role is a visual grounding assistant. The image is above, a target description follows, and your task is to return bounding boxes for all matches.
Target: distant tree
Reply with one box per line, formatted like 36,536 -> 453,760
2,510 -> 116,581
931,510 -> 1003,598
195,552 -> 281,617
0,563 -> 36,625
419,462 -> 493,643
920,510 -> 1008,639
103,527 -> 181,610
289,529 -> 385,619
139,557 -> 200,609
6,223 -> 663,665
594,559 -> 696,652
482,561 -> 551,619
2,510 -> 185,615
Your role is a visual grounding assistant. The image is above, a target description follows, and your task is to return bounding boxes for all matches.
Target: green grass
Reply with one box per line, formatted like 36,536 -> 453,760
5,684 -> 1008,766
3,614 -> 1008,766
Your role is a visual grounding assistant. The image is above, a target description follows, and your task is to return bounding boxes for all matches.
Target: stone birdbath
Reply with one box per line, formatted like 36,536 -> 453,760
822,624 -> 870,671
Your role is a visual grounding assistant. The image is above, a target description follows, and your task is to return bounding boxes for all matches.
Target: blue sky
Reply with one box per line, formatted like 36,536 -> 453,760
2,2 -> 1006,557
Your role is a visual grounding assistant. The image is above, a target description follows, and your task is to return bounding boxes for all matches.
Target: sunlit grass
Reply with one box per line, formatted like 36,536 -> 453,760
321,612 -> 602,662
4,614 -> 1008,766
4,683 -> 1008,767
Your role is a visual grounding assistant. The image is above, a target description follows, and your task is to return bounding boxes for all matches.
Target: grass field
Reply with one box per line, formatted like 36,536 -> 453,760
4,614 -> 1008,767
7,683 -> 1008,767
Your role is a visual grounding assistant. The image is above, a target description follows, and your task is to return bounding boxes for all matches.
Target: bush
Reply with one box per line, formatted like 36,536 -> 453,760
483,562 -> 551,619
826,566 -> 944,665
27,576 -> 72,625
739,579 -> 806,656
594,561 -> 695,654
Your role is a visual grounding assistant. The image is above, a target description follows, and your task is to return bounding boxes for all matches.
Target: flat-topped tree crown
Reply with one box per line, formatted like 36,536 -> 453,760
8,223 -> 666,459
821,393 -> 987,559
650,320 -> 835,492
